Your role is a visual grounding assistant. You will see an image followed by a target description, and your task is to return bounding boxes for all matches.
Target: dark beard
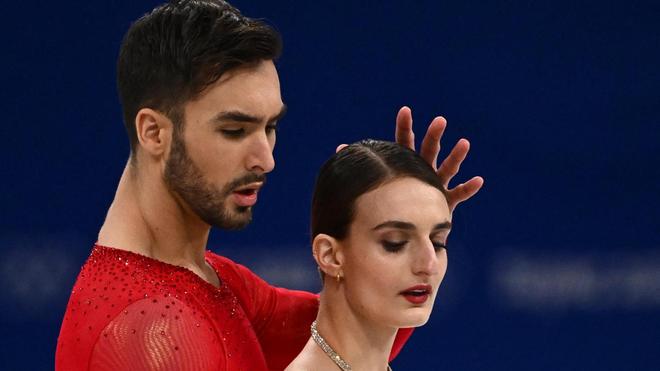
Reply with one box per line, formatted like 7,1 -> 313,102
163,129 -> 265,230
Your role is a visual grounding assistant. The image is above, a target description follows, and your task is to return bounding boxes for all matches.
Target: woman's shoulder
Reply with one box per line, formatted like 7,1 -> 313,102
285,356 -> 319,371
285,338 -> 337,371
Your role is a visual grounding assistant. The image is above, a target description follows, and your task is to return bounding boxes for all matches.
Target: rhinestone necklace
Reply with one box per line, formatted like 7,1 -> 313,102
310,320 -> 392,371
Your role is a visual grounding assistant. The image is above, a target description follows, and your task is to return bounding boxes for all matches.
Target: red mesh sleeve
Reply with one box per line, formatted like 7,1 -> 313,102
213,256 -> 414,370
224,262 -> 319,370
390,327 -> 414,361
89,298 -> 221,371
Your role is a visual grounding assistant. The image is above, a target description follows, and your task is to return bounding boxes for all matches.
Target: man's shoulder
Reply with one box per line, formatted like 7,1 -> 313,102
205,250 -> 253,276
61,245 -> 224,333
204,249 -> 235,265
204,250 -> 267,294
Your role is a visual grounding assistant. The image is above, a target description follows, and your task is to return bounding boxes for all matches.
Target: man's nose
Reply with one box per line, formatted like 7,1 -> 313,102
245,133 -> 275,174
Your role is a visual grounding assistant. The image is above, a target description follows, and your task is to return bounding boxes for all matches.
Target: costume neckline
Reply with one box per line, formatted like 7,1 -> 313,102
93,243 -> 223,290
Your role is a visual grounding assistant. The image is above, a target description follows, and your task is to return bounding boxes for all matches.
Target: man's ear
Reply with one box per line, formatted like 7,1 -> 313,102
134,108 -> 173,158
312,234 -> 345,279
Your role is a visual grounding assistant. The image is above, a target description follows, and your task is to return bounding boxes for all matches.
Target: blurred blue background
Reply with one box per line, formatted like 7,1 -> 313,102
1,0 -> 659,369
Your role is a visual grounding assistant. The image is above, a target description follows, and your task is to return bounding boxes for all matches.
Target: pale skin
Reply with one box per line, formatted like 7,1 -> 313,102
286,178 -> 451,371
98,59 -> 482,287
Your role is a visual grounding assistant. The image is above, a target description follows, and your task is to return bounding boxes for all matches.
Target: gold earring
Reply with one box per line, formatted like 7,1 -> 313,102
336,272 -> 342,283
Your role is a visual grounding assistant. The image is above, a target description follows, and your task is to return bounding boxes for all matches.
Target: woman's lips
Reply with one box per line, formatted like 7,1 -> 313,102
402,293 -> 429,304
400,284 -> 433,305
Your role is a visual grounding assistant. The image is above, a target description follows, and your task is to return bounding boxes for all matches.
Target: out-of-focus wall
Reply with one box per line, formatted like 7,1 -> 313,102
1,1 -> 659,369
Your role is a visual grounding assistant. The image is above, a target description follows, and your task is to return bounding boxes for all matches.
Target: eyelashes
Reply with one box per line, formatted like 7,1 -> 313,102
381,240 -> 407,252
218,124 -> 278,139
220,128 -> 245,138
266,124 -> 278,133
380,240 -> 448,253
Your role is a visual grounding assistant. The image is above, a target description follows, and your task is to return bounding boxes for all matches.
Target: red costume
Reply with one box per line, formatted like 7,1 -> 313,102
56,245 -> 412,370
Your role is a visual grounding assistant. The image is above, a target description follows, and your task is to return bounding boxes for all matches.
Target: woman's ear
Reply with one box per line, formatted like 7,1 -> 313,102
134,108 -> 173,159
312,234 -> 344,279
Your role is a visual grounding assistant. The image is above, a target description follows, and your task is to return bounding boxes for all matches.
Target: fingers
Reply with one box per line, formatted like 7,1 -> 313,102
437,138 -> 470,188
446,176 -> 484,212
336,144 -> 349,153
393,108 -> 483,211
419,116 -> 447,170
395,106 -> 415,150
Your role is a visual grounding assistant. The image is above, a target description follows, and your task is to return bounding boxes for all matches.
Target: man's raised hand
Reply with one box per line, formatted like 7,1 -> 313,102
395,106 -> 483,212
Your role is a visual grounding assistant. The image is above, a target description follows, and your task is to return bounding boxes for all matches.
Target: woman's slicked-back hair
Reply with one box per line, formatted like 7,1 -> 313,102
311,139 -> 447,241
117,0 -> 282,152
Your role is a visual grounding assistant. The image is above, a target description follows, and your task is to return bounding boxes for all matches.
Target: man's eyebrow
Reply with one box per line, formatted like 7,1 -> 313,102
432,221 -> 452,230
212,104 -> 287,125
372,220 -> 452,231
271,104 -> 287,123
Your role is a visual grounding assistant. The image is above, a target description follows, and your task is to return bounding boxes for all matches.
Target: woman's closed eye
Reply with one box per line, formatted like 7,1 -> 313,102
381,240 -> 407,253
432,241 -> 447,251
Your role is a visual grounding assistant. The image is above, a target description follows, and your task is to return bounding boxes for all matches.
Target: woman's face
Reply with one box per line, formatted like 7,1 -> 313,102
340,177 -> 451,328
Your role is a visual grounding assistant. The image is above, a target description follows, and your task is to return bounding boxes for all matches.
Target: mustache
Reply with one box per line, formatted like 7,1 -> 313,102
225,173 -> 267,192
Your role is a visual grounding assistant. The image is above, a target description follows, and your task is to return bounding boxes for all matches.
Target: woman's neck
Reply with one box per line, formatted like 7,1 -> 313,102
313,290 -> 397,370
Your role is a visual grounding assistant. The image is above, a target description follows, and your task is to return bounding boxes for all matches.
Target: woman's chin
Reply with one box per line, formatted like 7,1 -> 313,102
389,309 -> 432,328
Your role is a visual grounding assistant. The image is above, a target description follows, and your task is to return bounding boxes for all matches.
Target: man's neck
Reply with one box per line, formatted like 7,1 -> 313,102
98,161 -> 218,286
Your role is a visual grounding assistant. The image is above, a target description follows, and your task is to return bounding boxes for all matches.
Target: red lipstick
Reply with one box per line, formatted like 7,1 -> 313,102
400,284 -> 432,305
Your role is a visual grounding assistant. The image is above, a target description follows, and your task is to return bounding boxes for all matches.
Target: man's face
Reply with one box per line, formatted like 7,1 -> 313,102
164,60 -> 285,229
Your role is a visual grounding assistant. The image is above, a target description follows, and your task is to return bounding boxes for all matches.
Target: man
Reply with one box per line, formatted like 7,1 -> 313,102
56,1 -> 483,370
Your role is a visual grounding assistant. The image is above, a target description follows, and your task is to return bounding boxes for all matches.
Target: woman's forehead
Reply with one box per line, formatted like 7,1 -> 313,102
352,178 -> 450,228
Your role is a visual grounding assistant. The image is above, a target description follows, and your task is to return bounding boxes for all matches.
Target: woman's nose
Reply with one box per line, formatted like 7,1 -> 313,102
412,241 -> 440,277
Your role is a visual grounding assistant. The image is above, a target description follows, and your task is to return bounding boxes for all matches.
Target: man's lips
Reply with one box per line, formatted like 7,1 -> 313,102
400,284 -> 433,305
231,182 -> 263,207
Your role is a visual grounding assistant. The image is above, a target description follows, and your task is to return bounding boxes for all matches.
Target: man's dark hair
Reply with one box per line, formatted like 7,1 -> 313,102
311,140 -> 447,242
117,0 -> 282,153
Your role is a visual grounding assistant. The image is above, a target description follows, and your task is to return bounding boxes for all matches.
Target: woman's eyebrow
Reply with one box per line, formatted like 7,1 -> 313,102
372,220 -> 452,231
372,220 -> 415,231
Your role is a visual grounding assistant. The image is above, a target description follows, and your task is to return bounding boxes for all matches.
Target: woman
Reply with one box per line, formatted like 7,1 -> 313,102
287,139 -> 452,371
